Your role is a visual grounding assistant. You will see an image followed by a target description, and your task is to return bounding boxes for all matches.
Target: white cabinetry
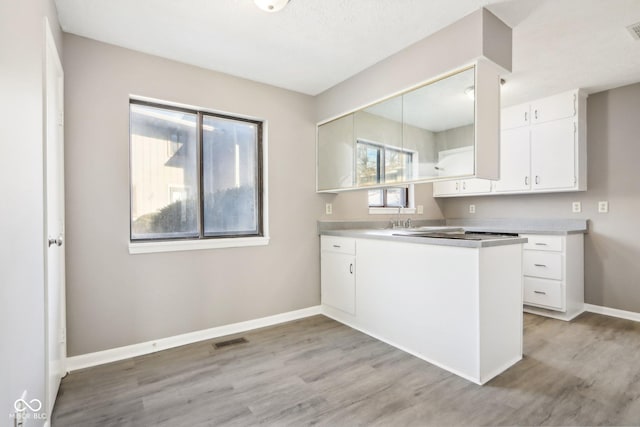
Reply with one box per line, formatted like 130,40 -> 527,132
432,146 -> 492,196
530,118 -> 577,191
433,89 -> 587,198
493,126 -> 530,192
320,236 -> 356,315
433,178 -> 492,196
521,233 -> 584,321
322,237 -> 523,385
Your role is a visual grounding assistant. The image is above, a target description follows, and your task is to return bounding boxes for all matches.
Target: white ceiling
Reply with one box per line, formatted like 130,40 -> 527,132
55,0 -> 640,105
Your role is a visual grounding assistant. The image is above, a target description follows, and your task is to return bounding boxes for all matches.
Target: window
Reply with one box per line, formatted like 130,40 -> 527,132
129,100 -> 263,245
368,187 -> 409,208
356,140 -> 413,208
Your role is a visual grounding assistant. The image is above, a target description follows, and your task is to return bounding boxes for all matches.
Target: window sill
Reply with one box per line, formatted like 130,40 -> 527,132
129,236 -> 270,254
368,207 -> 416,215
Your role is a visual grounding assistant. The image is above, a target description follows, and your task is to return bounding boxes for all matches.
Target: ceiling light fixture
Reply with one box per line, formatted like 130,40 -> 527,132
254,0 -> 290,13
465,79 -> 506,100
464,86 -> 475,100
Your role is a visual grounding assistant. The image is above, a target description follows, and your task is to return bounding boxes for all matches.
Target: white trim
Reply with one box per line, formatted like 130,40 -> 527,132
66,306 -> 321,372
584,304 -> 640,322
128,236 -> 270,254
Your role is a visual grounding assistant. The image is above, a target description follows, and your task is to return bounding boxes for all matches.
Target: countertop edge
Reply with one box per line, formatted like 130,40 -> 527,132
320,229 -> 528,248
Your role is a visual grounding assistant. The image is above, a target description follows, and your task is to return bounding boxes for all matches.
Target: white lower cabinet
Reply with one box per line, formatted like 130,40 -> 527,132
521,233 -> 584,320
320,236 -> 356,315
321,236 -> 524,385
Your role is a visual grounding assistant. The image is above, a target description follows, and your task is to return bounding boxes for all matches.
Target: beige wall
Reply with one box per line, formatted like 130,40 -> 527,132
63,34 -> 323,356
442,83 -> 640,312
0,0 -> 63,420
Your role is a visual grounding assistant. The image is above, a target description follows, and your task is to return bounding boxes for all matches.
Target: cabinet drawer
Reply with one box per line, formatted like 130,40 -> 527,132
321,236 -> 356,255
524,251 -> 562,280
524,277 -> 563,310
522,234 -> 563,252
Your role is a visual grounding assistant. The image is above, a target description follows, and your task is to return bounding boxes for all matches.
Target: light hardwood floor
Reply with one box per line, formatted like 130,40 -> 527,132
52,312 -> 640,426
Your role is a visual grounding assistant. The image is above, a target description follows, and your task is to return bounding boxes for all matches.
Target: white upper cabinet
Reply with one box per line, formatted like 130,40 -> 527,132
434,89 -> 587,198
531,118 -> 576,190
530,91 -> 577,124
494,126 -> 531,192
317,62 -> 502,192
317,114 -> 355,191
501,104 -> 531,130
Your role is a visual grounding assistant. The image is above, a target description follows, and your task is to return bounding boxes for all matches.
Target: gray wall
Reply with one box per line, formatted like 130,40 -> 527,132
0,0 -> 63,422
442,83 -> 640,312
63,35 -> 323,356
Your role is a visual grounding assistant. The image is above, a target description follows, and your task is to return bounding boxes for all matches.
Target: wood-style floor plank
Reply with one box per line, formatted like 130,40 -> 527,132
52,313 -> 640,426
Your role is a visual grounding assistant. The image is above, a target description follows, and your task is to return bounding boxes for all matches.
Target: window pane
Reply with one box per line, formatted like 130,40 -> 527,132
202,116 -> 259,236
130,104 -> 199,240
368,189 -> 383,207
357,142 -> 381,186
385,148 -> 413,183
385,188 -> 406,207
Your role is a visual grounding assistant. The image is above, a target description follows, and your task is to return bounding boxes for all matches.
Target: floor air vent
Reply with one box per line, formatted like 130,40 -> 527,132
627,22 -> 640,40
213,337 -> 248,349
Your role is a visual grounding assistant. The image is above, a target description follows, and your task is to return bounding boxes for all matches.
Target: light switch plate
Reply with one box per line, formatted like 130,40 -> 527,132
469,204 -> 476,214
417,205 -> 424,214
325,203 -> 332,215
572,202 -> 581,213
598,201 -> 609,213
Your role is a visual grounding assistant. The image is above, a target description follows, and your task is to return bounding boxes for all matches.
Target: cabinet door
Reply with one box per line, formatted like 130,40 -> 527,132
460,178 -> 492,194
433,180 -> 460,197
494,127 -> 531,192
317,114 -> 354,191
530,91 -> 576,124
501,103 -> 530,130
321,252 -> 356,314
531,118 -> 576,191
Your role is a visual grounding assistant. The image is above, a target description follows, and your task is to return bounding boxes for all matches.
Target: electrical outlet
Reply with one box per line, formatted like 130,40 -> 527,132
325,203 -> 332,215
469,204 -> 476,214
572,202 -> 581,213
598,201 -> 609,213
417,205 -> 424,214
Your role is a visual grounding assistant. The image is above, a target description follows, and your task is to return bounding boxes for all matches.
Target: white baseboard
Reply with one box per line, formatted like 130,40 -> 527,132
584,304 -> 640,322
66,305 -> 322,372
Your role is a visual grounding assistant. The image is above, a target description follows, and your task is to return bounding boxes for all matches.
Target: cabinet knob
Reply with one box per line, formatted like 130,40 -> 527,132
535,176 -> 540,185
534,264 -> 547,267
524,176 -> 529,186
349,263 -> 353,274
534,109 -> 538,120
534,290 -> 547,295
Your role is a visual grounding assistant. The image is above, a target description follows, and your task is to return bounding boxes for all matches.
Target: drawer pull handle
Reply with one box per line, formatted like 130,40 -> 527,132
333,245 -> 341,248
349,263 -> 353,274
535,243 -> 547,246
534,290 -> 547,295
534,264 -> 547,267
